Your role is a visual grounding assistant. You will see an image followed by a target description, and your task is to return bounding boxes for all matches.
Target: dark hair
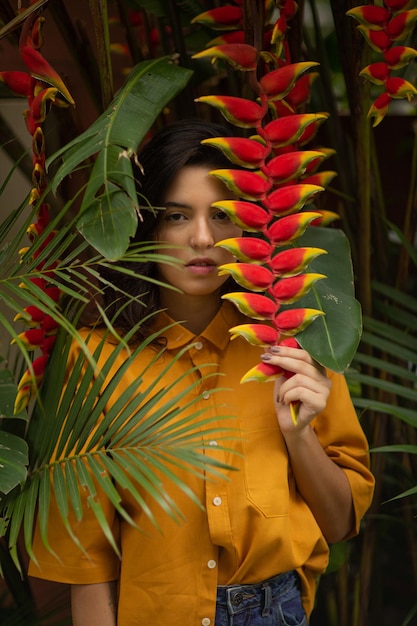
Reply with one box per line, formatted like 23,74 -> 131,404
98,118 -> 236,342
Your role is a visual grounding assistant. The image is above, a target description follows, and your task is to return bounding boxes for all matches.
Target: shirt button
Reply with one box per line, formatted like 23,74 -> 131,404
207,559 -> 217,569
209,440 -> 218,446
213,496 -> 222,506
202,619 -> 211,626
202,391 -> 210,400
194,341 -> 203,350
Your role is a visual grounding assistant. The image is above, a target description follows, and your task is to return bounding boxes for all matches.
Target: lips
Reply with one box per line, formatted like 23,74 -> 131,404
186,258 -> 217,267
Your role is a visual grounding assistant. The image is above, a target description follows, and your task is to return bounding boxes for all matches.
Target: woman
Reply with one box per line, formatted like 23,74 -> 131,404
29,119 -> 374,626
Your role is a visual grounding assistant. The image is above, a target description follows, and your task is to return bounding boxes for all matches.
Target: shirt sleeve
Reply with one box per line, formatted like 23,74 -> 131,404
313,371 -> 375,539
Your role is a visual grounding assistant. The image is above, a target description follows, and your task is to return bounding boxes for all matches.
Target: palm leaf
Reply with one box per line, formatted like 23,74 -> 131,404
3,317 -> 237,569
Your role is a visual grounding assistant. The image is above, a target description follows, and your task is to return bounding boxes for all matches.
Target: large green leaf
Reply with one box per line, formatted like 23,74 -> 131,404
47,57 -> 193,259
286,227 -> 362,373
0,431 -> 28,496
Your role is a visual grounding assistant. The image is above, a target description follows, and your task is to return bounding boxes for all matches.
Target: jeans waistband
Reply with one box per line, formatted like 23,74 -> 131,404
216,570 -> 298,617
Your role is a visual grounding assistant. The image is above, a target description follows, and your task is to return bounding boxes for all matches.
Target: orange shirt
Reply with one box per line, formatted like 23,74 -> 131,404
29,302 -> 374,626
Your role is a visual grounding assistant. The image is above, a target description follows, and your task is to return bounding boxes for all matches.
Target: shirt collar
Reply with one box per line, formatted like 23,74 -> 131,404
152,301 -> 244,351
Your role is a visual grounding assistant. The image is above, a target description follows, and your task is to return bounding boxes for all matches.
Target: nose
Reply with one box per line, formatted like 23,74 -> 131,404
190,217 -> 215,249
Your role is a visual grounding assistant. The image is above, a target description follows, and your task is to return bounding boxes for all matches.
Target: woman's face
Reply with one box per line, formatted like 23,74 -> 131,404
154,165 -> 242,304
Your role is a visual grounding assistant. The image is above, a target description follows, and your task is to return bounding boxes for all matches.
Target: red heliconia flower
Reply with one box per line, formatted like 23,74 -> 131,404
195,95 -> 265,128
269,272 -> 326,303
263,113 -> 329,148
357,26 -> 392,52
270,247 -> 327,276
266,212 -> 321,245
13,328 -> 45,350
259,62 -> 318,101
346,6 -> 391,28
263,183 -> 324,217
240,361 -> 284,383
385,76 -> 417,99
360,62 -> 390,84
310,210 -> 340,226
192,43 -> 258,71
383,0 -> 414,9
218,262 -> 275,291
211,200 -> 271,231
285,72 -> 319,108
191,6 -> 243,30
384,45 -> 417,69
301,171 -> 337,188
202,136 -> 269,168
273,308 -> 325,335
386,10 -> 417,40
0,71 -> 34,97
229,323 -> 280,346
262,150 -> 325,184
222,292 -> 277,319
216,237 -> 273,262
208,31 -> 246,46
209,169 -> 272,200
278,336 -> 299,348
20,45 -> 75,105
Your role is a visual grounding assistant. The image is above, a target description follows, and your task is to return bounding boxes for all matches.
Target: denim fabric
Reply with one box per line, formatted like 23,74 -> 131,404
215,571 -> 307,626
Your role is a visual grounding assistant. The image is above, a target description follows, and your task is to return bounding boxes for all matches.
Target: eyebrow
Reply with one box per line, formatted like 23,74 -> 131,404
164,201 -> 192,208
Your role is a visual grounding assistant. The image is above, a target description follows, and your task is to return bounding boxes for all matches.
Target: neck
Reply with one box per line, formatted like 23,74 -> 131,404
159,289 -> 222,335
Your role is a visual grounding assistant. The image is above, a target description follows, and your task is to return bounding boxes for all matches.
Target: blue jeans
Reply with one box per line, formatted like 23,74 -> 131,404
215,571 -> 308,626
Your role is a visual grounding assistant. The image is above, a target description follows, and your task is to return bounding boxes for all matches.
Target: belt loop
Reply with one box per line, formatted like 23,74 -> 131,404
262,584 -> 272,617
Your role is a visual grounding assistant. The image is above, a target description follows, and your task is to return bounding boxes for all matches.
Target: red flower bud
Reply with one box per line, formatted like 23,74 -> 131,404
240,361 -> 284,383
359,62 -> 390,84
219,262 -> 274,291
229,323 -> 280,346
357,26 -> 392,52
211,200 -> 270,231
192,43 -> 258,71
202,137 -> 269,168
195,95 -> 264,128
263,151 -> 325,184
386,10 -> 417,40
301,171 -> 337,188
384,46 -> 417,69
191,6 -> 242,30
209,169 -> 272,200
263,113 -> 328,148
222,292 -> 277,319
347,6 -> 390,29
20,45 -> 74,105
285,72 -> 319,109
270,247 -> 327,276
0,71 -> 34,97
216,237 -> 273,262
269,273 -> 326,303
263,184 -> 324,217
266,211 -> 321,245
259,62 -> 318,101
385,76 -> 417,99
273,307 -> 324,335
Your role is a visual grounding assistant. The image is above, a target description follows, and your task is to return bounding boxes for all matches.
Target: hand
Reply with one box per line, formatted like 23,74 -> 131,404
261,345 -> 331,434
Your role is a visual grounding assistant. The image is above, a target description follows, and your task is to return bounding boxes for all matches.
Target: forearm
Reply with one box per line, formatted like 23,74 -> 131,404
284,425 -> 354,543
71,581 -> 117,626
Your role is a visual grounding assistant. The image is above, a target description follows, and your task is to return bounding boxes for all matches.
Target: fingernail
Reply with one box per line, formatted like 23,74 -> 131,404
271,346 -> 280,354
261,353 -> 272,360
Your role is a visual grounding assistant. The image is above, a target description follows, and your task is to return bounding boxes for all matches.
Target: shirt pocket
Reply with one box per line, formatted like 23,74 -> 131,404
242,427 -> 290,518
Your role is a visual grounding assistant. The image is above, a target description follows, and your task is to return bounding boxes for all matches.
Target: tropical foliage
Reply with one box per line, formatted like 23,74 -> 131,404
0,1 -> 416,625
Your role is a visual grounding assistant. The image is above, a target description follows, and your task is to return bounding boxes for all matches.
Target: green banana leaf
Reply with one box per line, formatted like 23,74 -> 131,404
286,226 -> 362,373
47,57 -> 193,259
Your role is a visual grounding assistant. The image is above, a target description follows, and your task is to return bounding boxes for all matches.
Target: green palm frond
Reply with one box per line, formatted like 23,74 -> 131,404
3,318 -> 237,570
346,281 -> 417,425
